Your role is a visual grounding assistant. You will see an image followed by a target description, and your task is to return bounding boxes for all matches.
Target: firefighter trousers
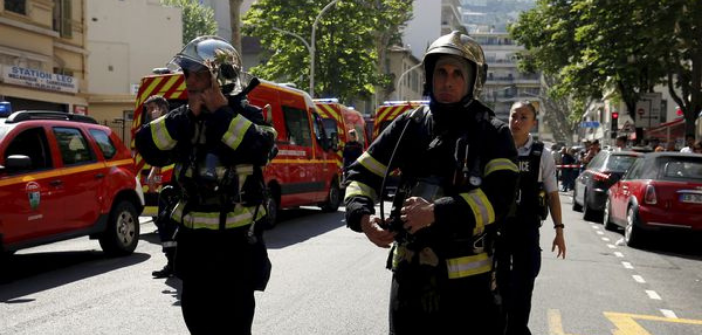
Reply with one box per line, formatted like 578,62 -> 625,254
498,225 -> 542,335
389,269 -> 502,335
177,226 -> 256,335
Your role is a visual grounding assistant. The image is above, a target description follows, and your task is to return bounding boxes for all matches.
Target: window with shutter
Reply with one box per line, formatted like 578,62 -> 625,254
5,0 -> 27,15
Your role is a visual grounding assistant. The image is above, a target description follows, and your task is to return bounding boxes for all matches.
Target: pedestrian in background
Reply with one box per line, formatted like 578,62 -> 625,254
142,95 -> 179,279
344,31 -> 519,335
614,135 -> 627,152
560,148 -> 576,192
582,139 -> 600,165
693,140 -> 702,154
681,135 -> 696,153
342,129 -> 364,172
499,101 -> 567,335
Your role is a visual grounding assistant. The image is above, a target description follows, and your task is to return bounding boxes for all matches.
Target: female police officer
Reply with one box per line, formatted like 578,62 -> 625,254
344,31 -> 519,335
499,101 -> 567,335
136,36 -> 276,335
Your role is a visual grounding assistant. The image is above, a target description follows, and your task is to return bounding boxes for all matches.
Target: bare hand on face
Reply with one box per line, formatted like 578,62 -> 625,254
201,74 -> 228,113
360,214 -> 395,248
188,92 -> 204,117
401,197 -> 435,234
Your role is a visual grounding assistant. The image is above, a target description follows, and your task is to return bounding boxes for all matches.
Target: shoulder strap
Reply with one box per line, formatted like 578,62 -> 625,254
530,141 -> 544,183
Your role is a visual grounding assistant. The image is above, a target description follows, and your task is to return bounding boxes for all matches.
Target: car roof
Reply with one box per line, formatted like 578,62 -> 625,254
609,150 -> 644,156
2,110 -> 98,125
645,152 -> 702,158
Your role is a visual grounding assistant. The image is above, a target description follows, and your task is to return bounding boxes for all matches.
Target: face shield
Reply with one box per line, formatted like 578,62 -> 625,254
167,36 -> 244,95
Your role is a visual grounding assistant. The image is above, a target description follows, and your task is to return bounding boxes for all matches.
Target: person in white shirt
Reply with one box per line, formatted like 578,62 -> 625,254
680,135 -> 696,153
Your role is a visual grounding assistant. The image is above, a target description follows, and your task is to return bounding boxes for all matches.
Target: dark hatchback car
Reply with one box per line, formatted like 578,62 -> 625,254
573,150 -> 643,221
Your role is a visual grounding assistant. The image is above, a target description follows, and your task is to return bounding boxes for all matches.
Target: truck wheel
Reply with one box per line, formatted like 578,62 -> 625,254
264,195 -> 280,229
320,180 -> 341,212
99,201 -> 139,256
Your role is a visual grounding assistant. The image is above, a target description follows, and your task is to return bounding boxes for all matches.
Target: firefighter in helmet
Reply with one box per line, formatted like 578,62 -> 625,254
344,31 -> 519,334
135,36 -> 276,335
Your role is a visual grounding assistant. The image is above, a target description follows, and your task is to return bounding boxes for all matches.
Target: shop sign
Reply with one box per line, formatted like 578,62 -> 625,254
0,65 -> 79,93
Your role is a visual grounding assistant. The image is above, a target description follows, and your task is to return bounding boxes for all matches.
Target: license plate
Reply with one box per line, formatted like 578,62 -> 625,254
679,193 -> 702,204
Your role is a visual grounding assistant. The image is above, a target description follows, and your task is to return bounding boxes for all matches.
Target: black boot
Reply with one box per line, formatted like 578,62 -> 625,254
152,263 -> 173,278
152,247 -> 175,278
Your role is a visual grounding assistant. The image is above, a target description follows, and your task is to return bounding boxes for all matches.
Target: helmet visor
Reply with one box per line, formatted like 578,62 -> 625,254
167,56 -> 210,78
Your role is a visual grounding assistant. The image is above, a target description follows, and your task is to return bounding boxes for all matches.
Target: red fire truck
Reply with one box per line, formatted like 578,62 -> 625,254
130,73 -> 342,225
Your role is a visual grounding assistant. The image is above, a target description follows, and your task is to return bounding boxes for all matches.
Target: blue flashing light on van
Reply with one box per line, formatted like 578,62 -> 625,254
0,101 -> 12,117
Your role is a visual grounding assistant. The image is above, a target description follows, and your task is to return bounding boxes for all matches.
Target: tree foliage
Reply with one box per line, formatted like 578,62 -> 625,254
243,0 -> 412,102
510,0 -> 702,136
161,0 -> 218,46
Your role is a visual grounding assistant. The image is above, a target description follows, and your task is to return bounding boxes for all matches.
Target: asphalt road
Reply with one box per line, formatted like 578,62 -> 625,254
1,193 -> 701,334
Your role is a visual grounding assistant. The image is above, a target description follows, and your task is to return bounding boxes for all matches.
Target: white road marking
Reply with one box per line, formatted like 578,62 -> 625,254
622,261 -> 634,269
632,275 -> 646,283
660,309 -> 678,319
607,244 -> 617,249
646,290 -> 662,300
602,237 -> 611,242
614,252 -> 624,258
596,231 -> 604,235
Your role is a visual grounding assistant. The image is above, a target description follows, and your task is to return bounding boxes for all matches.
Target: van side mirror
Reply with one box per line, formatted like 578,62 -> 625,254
329,132 -> 339,151
1,155 -> 32,172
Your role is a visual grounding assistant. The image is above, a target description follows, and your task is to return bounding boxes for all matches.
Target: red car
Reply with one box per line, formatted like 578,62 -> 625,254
604,152 -> 702,247
1,110 -> 144,258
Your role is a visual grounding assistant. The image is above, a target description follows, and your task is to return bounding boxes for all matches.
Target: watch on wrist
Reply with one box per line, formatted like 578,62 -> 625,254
554,223 -> 565,229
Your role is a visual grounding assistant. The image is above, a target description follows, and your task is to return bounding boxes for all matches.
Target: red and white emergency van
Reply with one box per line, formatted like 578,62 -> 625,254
130,73 -> 342,225
372,100 -> 428,140
315,99 -> 368,169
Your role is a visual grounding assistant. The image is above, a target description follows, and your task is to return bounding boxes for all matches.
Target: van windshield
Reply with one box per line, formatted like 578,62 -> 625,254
322,118 -> 337,139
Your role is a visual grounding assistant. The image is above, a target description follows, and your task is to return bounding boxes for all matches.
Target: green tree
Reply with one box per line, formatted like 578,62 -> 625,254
243,0 -> 412,102
510,0 -> 702,138
161,0 -> 218,46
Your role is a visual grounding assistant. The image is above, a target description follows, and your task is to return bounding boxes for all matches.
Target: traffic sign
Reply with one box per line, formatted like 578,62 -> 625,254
580,121 -> 600,128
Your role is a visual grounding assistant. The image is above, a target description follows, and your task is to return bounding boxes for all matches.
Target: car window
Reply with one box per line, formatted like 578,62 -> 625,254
53,127 -> 96,165
282,106 -> 311,147
605,155 -> 638,172
623,158 -> 644,180
3,127 -> 52,172
322,118 -> 338,140
660,158 -> 702,181
587,152 -> 607,170
89,129 -> 117,160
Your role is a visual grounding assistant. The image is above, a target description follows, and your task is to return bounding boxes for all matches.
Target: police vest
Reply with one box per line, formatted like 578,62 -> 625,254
515,141 -> 549,223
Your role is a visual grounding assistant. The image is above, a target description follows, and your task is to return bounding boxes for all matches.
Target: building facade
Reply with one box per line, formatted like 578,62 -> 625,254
0,0 -> 88,115
382,46 -> 423,103
86,0 -> 181,141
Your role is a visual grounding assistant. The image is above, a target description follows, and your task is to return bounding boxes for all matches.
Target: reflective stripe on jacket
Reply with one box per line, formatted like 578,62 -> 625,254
172,201 -> 266,230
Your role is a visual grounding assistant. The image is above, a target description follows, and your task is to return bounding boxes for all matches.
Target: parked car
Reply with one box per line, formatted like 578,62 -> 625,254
572,150 -> 643,221
603,152 -> 702,247
0,110 -> 144,259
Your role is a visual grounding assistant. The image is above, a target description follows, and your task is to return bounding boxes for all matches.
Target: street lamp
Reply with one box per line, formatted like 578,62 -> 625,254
310,0 -> 342,98
396,63 -> 422,100
269,0 -> 342,98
